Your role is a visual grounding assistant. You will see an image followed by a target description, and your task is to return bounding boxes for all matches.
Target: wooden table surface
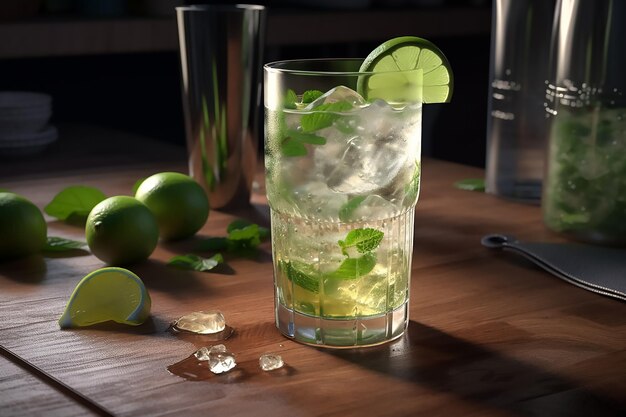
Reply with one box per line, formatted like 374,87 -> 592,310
1,154 -> 625,417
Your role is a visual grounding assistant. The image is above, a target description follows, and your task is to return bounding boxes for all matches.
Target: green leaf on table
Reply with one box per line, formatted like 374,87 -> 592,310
284,260 -> 320,294
227,219 -> 253,233
327,253 -> 377,280
301,90 -> 324,104
228,224 -> 261,247
258,226 -> 270,240
44,186 -> 106,221
227,219 -> 269,240
44,236 -> 88,252
338,228 -> 384,256
454,178 -> 485,192
132,178 -> 145,195
196,220 -> 269,253
301,101 -> 353,132
167,253 -> 224,272
338,196 -> 367,222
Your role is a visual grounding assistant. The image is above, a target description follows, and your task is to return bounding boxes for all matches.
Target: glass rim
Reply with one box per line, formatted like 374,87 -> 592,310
264,58 -> 423,77
176,4 -> 265,12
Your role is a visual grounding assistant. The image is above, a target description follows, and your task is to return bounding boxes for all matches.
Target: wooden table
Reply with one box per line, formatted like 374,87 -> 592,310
1,154 -> 625,417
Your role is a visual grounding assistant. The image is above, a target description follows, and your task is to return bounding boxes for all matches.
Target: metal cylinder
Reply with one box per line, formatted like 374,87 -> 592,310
176,4 -> 266,209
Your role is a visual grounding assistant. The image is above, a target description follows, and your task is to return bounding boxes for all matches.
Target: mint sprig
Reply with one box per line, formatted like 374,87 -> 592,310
287,227 -> 384,292
284,89 -> 298,109
287,130 -> 326,145
167,253 -> 224,272
326,253 -> 376,280
196,219 -> 269,253
284,260 -> 320,294
280,130 -> 326,157
338,196 -> 366,222
44,186 -> 106,222
281,138 -> 308,157
338,228 -> 384,256
301,101 -> 353,132
302,90 -> 324,104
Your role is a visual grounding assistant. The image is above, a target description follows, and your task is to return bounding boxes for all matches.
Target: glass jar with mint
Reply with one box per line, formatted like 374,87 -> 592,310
543,0 -> 626,245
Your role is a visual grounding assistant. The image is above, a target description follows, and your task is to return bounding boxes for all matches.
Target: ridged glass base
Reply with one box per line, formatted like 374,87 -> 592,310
276,301 -> 408,348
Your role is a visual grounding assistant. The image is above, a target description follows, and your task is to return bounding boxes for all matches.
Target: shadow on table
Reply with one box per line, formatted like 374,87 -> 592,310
0,254 -> 47,283
327,321 -> 626,417
70,315 -> 172,337
160,237 -> 272,267
130,259 -> 226,300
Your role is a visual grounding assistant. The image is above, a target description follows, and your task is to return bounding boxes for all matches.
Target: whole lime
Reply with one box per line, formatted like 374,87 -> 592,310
86,196 -> 159,265
0,192 -> 47,261
135,172 -> 209,240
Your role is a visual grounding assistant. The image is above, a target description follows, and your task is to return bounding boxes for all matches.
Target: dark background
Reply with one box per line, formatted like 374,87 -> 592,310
0,0 -> 491,168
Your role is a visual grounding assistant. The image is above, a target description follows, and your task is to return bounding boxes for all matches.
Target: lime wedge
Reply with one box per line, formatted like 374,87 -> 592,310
357,36 -> 453,103
59,267 -> 151,328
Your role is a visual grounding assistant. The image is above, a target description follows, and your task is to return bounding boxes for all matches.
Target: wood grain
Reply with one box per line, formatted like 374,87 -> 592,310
1,158 -> 625,417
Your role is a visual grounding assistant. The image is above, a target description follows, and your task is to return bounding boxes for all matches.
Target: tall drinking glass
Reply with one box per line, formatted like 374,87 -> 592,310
264,59 -> 423,347
543,0 -> 626,245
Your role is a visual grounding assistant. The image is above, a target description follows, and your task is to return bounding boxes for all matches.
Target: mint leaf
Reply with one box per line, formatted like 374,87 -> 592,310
301,101 -> 353,132
227,219 -> 269,240
327,253 -> 376,280
167,253 -> 224,272
338,228 -> 384,256
228,224 -> 261,247
44,236 -> 87,252
228,223 -> 261,252
44,186 -> 106,221
281,130 -> 326,157
227,219 -> 253,233
0,189 -> 9,193
281,137 -> 307,157
284,89 -> 298,109
196,237 -> 231,252
334,115 -> 358,134
196,220 -> 269,253
454,178 -> 485,192
132,178 -> 145,195
338,196 -> 366,222
284,261 -> 320,293
258,226 -> 270,240
287,130 -> 326,145
302,90 -> 324,104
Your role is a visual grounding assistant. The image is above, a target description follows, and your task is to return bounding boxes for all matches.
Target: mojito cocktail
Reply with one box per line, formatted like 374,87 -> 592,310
544,105 -> 626,244
264,40 -> 452,347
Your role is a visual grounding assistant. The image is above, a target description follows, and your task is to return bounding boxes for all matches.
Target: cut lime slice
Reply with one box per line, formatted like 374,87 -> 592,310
59,267 -> 151,328
357,36 -> 453,103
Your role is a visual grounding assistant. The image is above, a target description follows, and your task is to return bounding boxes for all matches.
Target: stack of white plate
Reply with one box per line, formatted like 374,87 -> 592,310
0,92 -> 58,156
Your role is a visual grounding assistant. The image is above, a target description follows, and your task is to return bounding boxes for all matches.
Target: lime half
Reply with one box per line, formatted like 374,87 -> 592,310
357,36 -> 453,103
59,267 -> 151,328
